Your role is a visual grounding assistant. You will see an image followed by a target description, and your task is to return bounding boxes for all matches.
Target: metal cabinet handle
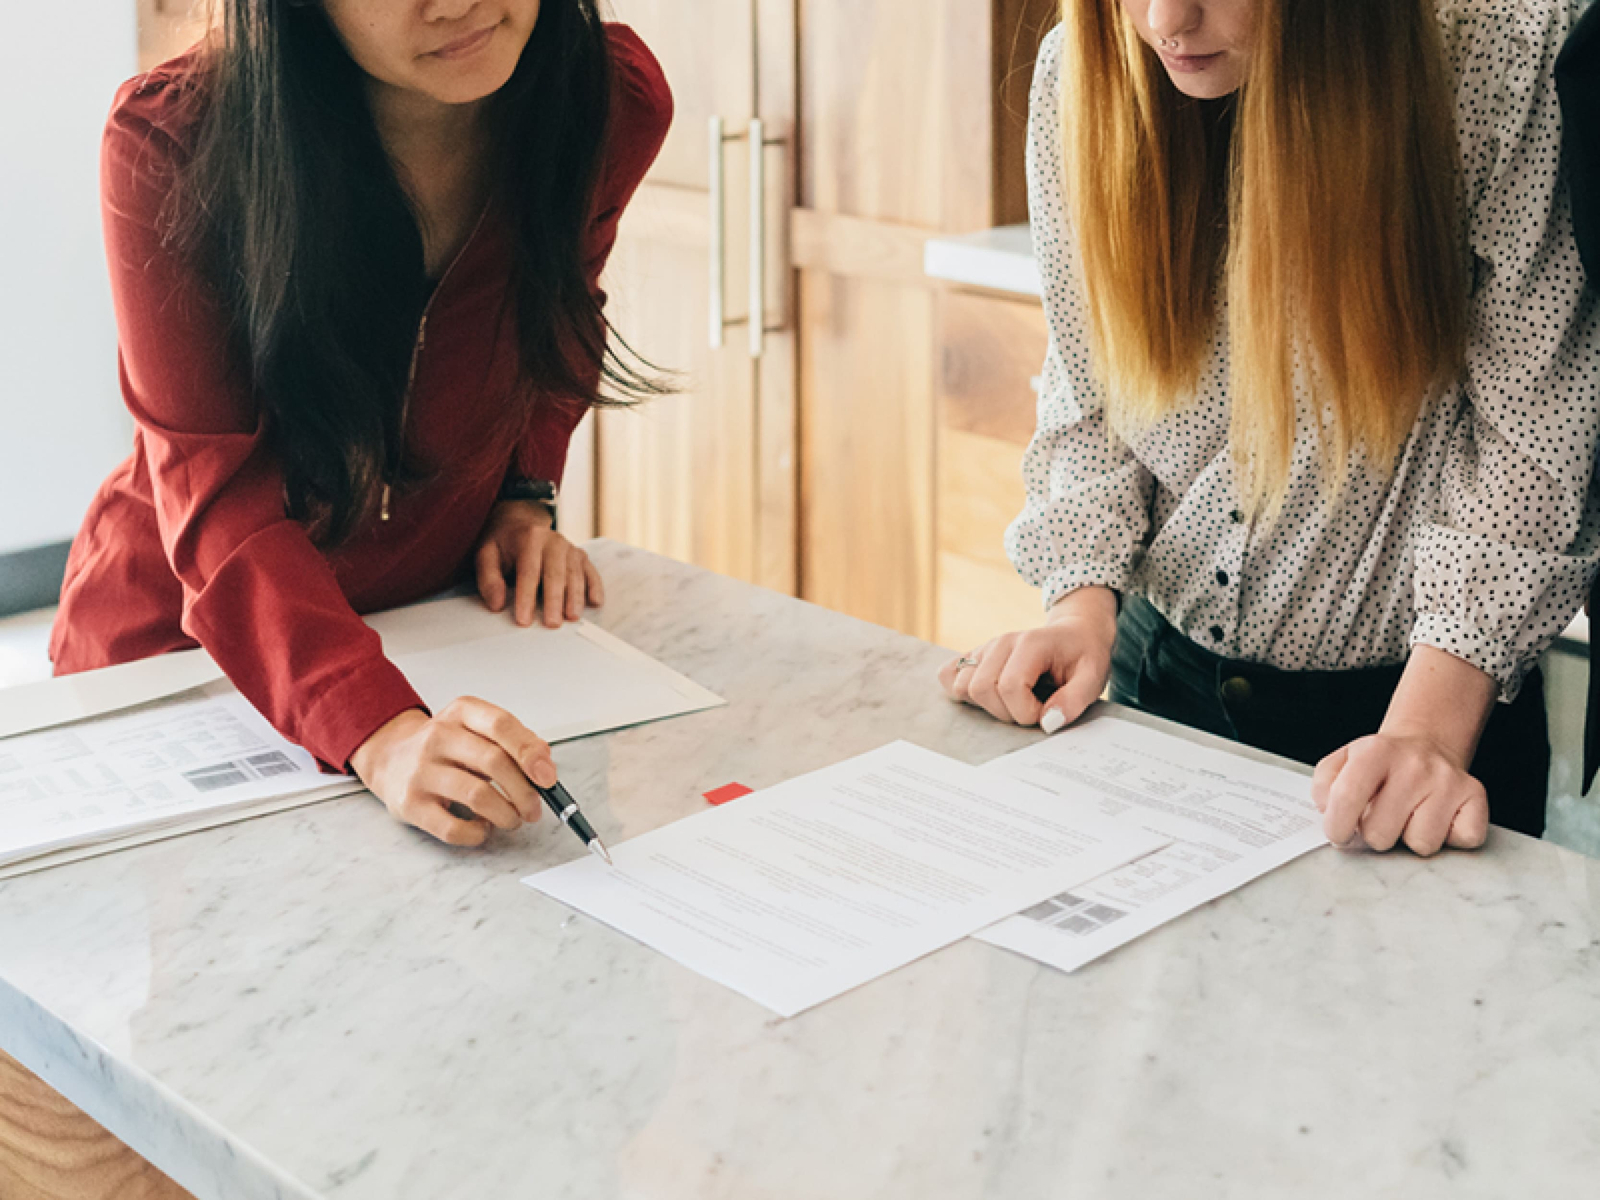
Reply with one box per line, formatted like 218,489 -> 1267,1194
709,116 -> 727,350
710,117 -> 785,356
748,117 -> 766,359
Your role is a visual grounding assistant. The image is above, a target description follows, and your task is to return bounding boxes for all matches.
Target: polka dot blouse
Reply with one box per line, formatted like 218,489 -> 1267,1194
1009,0 -> 1600,702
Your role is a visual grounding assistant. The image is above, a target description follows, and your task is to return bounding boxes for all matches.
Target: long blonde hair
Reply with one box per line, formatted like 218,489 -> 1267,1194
1060,0 -> 1467,506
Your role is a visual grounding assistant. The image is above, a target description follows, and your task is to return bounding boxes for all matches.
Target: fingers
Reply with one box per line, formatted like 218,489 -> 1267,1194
1320,736 -> 1489,857
940,642 -> 992,703
513,537 -> 543,628
401,796 -> 492,848
540,537 -> 568,629
967,637 -> 1022,723
476,542 -> 507,613
426,762 -> 525,830
995,638 -> 1055,727
1321,738 -> 1391,847
1356,779 -> 1423,853
1445,789 -> 1490,850
1399,787 -> 1463,858
446,697 -> 558,789
1042,663 -> 1105,730
1311,746 -> 1348,814
565,551 -> 586,622
584,556 -> 606,609
435,727 -> 544,823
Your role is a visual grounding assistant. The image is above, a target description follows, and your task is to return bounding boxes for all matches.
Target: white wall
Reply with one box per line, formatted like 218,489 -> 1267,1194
0,5 -> 137,555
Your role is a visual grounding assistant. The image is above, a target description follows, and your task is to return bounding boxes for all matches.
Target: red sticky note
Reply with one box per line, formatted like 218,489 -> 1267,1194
703,782 -> 754,806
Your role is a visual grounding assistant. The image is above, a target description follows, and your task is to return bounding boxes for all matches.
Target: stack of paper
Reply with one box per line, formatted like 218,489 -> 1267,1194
0,682 -> 359,878
525,714 -> 1327,1017
973,713 -> 1327,972
0,596 -> 726,877
527,741 -> 1169,1017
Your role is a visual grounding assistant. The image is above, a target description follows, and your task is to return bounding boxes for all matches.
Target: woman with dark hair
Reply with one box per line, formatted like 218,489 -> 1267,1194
49,0 -> 672,847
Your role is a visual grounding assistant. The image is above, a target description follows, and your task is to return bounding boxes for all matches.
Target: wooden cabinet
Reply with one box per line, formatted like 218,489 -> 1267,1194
594,0 -> 799,593
792,0 -> 1055,640
935,288 -> 1049,653
597,0 -> 1056,643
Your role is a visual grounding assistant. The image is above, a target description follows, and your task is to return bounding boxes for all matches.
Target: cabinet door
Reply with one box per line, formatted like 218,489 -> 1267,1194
935,290 -> 1049,652
595,0 -> 798,592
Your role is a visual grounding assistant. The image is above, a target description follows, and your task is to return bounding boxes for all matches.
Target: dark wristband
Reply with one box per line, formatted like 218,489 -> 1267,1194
498,477 -> 559,529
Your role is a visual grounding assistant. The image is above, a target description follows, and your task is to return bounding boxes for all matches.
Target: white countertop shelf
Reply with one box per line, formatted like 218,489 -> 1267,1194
923,224 -> 1041,297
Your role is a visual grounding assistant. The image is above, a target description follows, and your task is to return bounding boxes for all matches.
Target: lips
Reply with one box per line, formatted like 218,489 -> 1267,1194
427,23 -> 499,61
1158,50 -> 1225,74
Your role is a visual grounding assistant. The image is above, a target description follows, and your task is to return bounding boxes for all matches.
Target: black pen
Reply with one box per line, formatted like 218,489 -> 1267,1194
535,780 -> 613,865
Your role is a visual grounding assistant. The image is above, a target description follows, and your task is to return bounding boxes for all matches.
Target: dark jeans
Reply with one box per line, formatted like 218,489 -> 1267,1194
1108,597 -> 1550,837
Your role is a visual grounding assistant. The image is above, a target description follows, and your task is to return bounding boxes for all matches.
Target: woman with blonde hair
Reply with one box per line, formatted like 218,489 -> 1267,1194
941,0 -> 1600,854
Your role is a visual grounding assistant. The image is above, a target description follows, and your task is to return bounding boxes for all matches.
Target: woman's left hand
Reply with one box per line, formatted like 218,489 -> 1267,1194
1312,731 -> 1489,856
475,500 -> 604,628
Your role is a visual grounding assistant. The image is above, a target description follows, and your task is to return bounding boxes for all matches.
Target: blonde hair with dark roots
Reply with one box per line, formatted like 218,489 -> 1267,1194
1060,0 -> 1467,507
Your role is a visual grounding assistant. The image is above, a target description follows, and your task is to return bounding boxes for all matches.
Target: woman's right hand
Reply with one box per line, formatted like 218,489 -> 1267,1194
938,586 -> 1119,731
349,698 -> 558,846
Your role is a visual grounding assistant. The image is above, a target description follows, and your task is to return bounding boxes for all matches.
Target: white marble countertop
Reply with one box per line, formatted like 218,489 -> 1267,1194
1,541 -> 1597,1200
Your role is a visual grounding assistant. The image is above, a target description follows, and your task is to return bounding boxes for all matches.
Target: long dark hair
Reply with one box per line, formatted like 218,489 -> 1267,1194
172,0 -> 663,545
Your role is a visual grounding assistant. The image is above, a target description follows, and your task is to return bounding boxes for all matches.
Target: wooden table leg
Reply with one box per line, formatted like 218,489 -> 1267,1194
0,1049 -> 195,1200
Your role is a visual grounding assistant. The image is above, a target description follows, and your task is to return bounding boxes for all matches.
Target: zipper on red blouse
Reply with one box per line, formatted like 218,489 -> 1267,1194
379,204 -> 492,523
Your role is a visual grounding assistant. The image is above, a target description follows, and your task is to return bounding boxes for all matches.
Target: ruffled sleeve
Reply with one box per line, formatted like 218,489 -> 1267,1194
1004,27 -> 1155,609
1411,0 -> 1600,699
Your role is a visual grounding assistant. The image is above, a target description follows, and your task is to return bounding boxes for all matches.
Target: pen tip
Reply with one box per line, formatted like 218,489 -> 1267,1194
590,839 -> 614,866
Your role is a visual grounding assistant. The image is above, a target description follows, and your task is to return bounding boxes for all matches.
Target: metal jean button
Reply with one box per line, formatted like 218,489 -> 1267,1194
1220,675 -> 1253,706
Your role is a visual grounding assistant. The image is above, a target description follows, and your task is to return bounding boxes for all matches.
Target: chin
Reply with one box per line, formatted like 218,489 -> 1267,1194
421,56 -> 521,106
1167,74 -> 1244,102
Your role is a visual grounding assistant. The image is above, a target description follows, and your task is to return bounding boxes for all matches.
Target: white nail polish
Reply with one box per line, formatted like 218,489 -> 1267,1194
1040,709 -> 1067,735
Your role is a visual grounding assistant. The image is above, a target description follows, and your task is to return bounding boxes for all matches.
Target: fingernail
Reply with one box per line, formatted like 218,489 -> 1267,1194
1040,709 -> 1067,735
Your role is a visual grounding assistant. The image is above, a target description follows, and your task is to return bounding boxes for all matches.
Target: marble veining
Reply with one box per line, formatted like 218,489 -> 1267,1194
0,542 -> 1596,1199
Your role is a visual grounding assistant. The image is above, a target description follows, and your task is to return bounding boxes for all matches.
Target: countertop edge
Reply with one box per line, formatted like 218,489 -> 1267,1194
0,976 -> 320,1200
923,225 -> 1042,297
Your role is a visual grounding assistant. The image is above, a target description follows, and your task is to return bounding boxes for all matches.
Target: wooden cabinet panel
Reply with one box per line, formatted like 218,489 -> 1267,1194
799,272 -> 937,637
0,1050 -> 192,1200
599,232 -> 760,578
934,289 -> 1049,651
595,0 -> 799,593
794,0 -> 1056,638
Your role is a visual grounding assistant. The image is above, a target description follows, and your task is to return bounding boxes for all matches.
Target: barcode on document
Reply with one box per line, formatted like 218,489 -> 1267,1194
1020,892 -> 1128,937
244,752 -> 298,778
183,751 -> 300,793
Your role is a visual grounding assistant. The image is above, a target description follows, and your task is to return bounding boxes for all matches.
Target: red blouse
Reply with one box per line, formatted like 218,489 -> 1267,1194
50,25 -> 672,770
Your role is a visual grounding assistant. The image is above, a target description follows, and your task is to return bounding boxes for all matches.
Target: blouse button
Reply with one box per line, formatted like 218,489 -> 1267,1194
1209,625 -> 1225,643
1216,570 -> 1230,587
1230,510 -> 1245,525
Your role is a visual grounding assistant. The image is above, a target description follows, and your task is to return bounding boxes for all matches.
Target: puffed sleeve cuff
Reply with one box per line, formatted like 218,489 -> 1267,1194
1411,526 -> 1598,703
298,657 -> 428,774
1035,564 -> 1136,613
1409,613 -> 1528,703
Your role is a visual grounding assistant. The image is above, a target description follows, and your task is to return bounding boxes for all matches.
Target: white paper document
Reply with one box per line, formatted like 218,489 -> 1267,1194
393,618 -> 724,744
974,713 -> 1328,973
526,741 -> 1167,1017
0,683 -> 352,869
0,593 -> 725,876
